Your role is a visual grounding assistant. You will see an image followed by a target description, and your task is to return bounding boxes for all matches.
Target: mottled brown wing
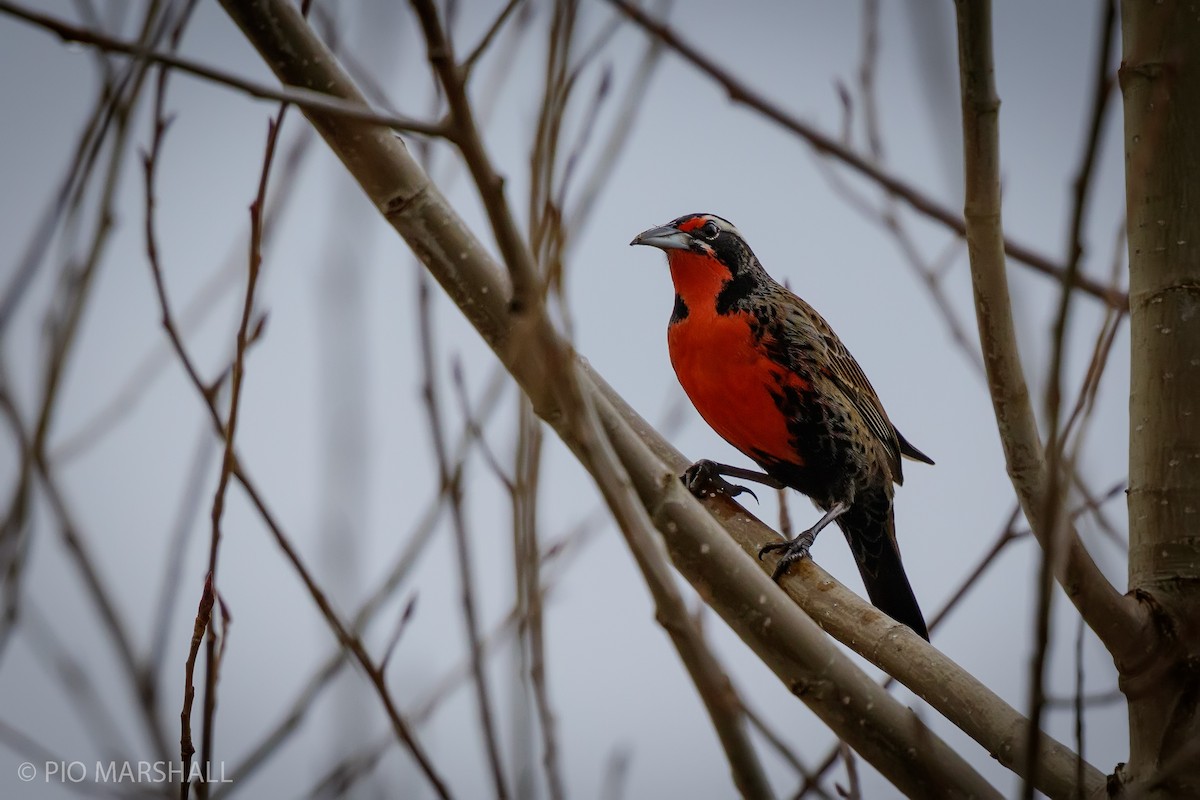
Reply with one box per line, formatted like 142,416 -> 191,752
780,293 -> 905,482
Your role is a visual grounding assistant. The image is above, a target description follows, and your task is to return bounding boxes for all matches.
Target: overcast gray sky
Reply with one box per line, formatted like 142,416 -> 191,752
1,2 -> 1130,798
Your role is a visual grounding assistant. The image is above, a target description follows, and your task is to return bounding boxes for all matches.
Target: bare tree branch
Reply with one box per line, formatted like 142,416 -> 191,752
461,0 -> 525,78
416,274 -> 511,800
604,0 -> 1128,311
140,70 -> 452,800
1119,1 -> 1200,794
952,0 -> 1149,672
1027,4 -> 1118,797
179,573 -> 214,800
0,5 -> 178,765
410,0 -> 541,313
0,1 -> 449,137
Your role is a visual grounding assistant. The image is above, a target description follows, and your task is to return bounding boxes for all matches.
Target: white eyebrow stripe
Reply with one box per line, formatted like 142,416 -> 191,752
707,215 -> 742,239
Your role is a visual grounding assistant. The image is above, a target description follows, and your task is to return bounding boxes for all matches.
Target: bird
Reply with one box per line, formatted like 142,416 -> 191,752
631,212 -> 934,640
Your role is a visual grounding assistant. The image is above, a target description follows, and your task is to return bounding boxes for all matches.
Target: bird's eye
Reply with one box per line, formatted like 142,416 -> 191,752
699,220 -> 720,239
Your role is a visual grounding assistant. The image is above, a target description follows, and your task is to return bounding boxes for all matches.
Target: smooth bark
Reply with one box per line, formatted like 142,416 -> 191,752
1120,2 -> 1200,796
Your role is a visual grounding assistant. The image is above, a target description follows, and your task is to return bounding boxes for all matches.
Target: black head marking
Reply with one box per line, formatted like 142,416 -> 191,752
670,293 -> 689,323
662,215 -> 748,277
715,270 -> 757,314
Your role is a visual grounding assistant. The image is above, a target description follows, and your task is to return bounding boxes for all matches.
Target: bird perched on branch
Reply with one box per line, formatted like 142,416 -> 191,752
631,213 -> 933,640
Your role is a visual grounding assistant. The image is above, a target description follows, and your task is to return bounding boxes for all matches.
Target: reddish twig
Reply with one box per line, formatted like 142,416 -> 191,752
180,573 -> 215,800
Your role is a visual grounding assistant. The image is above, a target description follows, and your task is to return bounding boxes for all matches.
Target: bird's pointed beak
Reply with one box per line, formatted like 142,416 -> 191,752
630,223 -> 690,251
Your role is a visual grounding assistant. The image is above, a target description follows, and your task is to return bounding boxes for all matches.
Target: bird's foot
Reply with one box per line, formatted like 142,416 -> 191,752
681,459 -> 759,503
758,529 -> 816,582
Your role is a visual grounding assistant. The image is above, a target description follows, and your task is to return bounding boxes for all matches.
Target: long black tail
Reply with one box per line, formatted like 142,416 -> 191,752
840,494 -> 929,641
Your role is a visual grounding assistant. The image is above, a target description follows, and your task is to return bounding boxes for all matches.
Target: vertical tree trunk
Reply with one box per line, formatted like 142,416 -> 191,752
1120,2 -> 1200,795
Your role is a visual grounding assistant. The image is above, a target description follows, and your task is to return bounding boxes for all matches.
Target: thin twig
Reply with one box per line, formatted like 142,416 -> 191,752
857,0 -> 883,161
6,4 -> 176,764
0,1 -> 449,137
511,396 -> 566,800
202,76 -> 287,800
180,573 -> 215,800
451,361 -> 516,491
1026,6 -> 1118,795
1060,226 -> 1129,552
411,0 -> 541,313
23,603 -> 132,761
1073,614 -> 1087,800
812,142 -> 984,377
825,12 -> 987,379
741,703 -> 833,800
230,460 -> 452,799
1047,689 -> 1124,710
52,127 -> 314,464
461,0 -> 525,77
378,595 -> 419,674
605,0 -> 1127,310
0,0 -> 173,335
213,367 -> 512,797
563,2 -> 667,236
141,88 -> 452,800
837,742 -> 862,800
599,747 -> 633,800
291,518 -> 604,800
416,273 -> 511,800
0,48 -> 121,332
528,0 -> 577,316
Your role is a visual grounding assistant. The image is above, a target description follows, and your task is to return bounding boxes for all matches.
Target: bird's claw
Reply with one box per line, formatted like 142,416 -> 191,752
758,530 -> 816,582
681,460 -> 759,503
